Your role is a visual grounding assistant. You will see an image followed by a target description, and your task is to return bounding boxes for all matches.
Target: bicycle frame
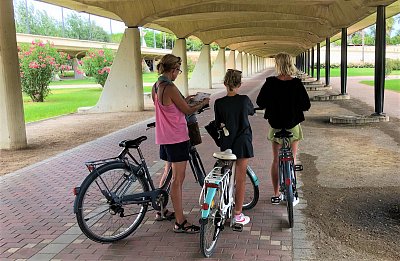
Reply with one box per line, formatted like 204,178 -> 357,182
278,137 -> 295,192
201,162 -> 236,219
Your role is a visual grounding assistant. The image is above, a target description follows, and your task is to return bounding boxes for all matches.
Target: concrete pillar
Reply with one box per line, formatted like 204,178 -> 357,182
226,50 -> 236,69
172,38 -> 189,97
72,57 -> 84,79
189,44 -> 212,89
236,51 -> 243,71
248,55 -> 253,75
80,27 -> 144,113
252,55 -> 257,74
212,48 -> 226,84
242,52 -> 248,77
0,0 -> 27,149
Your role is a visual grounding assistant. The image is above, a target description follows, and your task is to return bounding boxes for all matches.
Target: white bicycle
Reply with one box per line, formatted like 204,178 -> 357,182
199,149 -> 257,257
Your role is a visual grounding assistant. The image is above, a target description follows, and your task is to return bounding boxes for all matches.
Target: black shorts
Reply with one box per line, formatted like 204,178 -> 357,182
160,140 -> 190,162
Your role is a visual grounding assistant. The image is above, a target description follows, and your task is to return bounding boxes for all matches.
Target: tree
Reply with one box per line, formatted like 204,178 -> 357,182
81,48 -> 115,87
18,40 -> 69,102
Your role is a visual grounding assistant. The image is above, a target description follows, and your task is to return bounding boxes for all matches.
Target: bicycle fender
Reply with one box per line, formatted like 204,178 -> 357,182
201,187 -> 217,219
73,196 -> 79,214
247,166 -> 259,186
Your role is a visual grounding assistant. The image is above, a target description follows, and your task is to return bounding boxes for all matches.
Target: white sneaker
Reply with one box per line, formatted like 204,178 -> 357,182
293,197 -> 299,206
235,213 -> 250,225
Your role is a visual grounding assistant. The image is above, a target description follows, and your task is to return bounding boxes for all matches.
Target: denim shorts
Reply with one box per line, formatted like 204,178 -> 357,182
160,140 -> 190,162
267,124 -> 304,145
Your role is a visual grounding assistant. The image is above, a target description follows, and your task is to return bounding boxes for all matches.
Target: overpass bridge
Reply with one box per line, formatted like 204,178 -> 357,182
16,33 -> 171,59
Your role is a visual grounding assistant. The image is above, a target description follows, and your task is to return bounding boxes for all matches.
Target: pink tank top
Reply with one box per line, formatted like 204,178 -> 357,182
154,88 -> 189,145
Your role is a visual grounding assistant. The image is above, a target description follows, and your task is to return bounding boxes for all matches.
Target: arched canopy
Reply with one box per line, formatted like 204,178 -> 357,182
30,0 -> 400,56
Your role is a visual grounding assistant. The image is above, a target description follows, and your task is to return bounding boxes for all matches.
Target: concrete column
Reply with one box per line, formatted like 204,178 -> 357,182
253,55 -> 256,73
172,38 -> 189,97
236,51 -> 243,71
226,50 -> 236,69
189,44 -> 212,89
248,54 -> 252,75
80,27 -> 144,113
242,52 -> 248,77
0,0 -> 27,149
212,48 -> 226,84
72,58 -> 84,79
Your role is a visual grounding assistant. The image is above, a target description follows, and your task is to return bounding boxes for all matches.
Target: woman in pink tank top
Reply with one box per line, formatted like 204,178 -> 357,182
151,54 -> 209,233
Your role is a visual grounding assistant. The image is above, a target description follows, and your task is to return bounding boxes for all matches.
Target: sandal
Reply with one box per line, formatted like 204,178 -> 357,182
173,220 -> 200,234
155,209 -> 175,221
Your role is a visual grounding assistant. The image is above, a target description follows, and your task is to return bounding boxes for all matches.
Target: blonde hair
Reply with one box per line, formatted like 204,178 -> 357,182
224,69 -> 242,91
157,54 -> 182,74
274,52 -> 297,76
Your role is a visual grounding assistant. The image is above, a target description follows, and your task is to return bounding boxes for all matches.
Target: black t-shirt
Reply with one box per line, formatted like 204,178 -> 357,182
214,94 -> 254,159
256,76 -> 311,129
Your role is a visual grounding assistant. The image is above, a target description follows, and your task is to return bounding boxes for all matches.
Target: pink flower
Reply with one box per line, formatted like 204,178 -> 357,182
38,42 -> 44,47
41,64 -> 46,68
29,61 -> 39,69
98,50 -> 104,56
76,69 -> 83,75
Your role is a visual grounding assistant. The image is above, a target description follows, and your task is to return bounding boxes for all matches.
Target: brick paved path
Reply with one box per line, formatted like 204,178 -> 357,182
1,70 -> 307,261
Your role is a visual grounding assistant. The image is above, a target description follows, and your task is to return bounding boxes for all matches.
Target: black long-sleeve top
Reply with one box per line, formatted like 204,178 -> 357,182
256,76 -> 311,129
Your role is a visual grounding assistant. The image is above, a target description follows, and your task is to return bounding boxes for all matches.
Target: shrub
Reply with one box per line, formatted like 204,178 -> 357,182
18,40 -> 69,102
81,48 -> 115,87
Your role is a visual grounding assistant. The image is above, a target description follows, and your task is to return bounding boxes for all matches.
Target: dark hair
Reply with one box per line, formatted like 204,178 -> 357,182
157,54 -> 182,74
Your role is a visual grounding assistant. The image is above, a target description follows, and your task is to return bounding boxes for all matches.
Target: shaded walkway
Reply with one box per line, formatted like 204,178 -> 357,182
1,71 -> 399,260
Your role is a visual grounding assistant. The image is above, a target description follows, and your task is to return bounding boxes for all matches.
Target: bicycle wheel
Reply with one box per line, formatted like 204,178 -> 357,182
200,190 -> 222,257
76,162 -> 149,243
189,150 -> 206,187
284,162 -> 294,228
242,166 -> 259,210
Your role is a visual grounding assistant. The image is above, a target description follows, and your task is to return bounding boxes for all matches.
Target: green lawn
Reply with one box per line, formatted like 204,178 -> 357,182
23,88 -> 102,123
23,86 -> 153,123
359,79 -> 400,93
314,68 -> 400,77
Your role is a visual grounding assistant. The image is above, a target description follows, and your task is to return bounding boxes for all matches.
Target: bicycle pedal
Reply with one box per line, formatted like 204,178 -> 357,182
232,223 -> 243,232
294,164 -> 303,171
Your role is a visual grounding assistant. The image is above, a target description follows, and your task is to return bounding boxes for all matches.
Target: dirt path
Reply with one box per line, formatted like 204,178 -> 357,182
0,110 -> 155,176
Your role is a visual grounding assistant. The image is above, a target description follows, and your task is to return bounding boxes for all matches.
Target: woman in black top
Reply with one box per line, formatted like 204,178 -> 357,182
256,52 -> 311,205
214,69 -> 254,225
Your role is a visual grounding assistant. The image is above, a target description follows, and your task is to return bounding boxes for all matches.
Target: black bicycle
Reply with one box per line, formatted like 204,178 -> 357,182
274,129 -> 303,228
73,120 -> 206,243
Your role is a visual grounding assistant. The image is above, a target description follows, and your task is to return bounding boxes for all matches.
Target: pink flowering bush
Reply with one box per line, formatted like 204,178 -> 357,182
81,48 -> 115,87
18,40 -> 70,102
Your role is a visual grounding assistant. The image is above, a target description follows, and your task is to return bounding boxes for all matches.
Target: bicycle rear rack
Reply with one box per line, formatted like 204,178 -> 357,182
85,157 -> 123,172
204,167 -> 229,185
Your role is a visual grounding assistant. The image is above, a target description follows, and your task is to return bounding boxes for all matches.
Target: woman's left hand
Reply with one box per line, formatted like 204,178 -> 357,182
185,95 -> 196,103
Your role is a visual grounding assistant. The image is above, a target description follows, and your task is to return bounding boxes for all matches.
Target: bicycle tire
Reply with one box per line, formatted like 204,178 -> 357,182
200,190 -> 221,257
189,150 -> 205,187
76,162 -> 149,243
284,162 -> 294,228
242,166 -> 259,210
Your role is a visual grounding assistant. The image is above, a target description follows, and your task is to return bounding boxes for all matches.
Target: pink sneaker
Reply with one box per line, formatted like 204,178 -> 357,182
234,213 -> 250,225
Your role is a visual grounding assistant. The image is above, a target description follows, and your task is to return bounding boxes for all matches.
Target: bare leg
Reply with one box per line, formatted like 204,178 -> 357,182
234,158 -> 248,215
271,142 -> 281,197
170,161 -> 187,225
291,141 -> 299,163
159,161 -> 171,188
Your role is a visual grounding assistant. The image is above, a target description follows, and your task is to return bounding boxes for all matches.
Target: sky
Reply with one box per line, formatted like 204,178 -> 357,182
16,0 -> 400,36
18,0 -> 127,34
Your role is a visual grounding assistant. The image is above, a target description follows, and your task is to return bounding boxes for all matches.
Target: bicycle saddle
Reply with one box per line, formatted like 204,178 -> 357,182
213,149 -> 237,160
274,129 -> 293,138
119,136 -> 147,148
